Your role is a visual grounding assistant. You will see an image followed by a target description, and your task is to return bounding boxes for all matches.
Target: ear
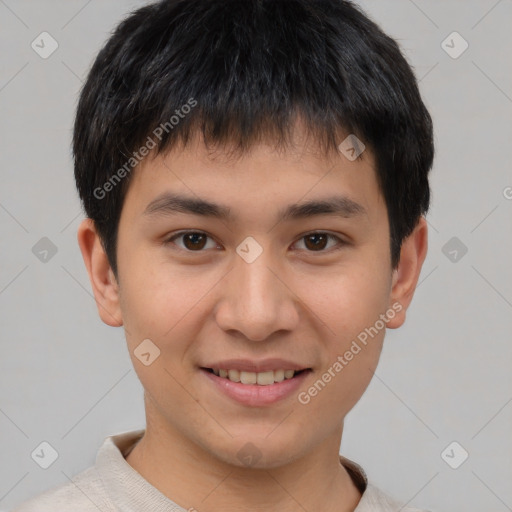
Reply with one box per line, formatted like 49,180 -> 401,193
386,217 -> 428,329
77,218 -> 123,327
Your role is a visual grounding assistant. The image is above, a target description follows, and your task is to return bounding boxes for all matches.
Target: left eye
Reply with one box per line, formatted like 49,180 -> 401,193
293,232 -> 343,252
165,231 -> 343,252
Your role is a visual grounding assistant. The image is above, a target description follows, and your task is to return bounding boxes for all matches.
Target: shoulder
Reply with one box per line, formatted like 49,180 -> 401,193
10,465 -> 114,512
359,482 -> 435,512
339,454 -> 435,512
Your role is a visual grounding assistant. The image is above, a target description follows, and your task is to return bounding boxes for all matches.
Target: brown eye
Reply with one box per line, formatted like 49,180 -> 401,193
304,233 -> 328,251
182,232 -> 207,250
294,232 -> 343,252
166,231 -> 217,251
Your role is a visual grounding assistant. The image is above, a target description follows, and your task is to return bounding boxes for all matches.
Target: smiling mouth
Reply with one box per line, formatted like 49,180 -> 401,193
201,367 -> 311,385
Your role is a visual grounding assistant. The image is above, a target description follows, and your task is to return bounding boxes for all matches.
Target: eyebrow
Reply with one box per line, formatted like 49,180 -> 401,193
143,192 -> 366,221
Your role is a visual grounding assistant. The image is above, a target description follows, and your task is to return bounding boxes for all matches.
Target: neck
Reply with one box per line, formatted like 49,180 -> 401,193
125,416 -> 362,512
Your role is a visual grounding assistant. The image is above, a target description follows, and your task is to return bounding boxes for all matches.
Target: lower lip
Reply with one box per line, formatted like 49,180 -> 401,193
200,368 -> 311,406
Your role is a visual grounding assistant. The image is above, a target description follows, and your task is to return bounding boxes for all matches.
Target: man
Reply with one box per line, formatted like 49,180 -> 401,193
13,1 -> 434,510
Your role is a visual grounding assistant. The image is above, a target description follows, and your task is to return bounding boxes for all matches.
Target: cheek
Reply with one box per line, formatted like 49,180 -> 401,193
305,262 -> 391,413
118,246 -> 181,328
118,264 -> 197,410
296,269 -> 389,421
302,263 -> 391,342
118,253 -> 214,368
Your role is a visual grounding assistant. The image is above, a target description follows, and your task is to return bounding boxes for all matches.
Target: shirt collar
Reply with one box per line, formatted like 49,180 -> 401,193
97,429 -> 378,512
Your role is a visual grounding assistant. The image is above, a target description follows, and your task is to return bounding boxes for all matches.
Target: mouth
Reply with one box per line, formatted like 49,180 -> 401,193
200,366 -> 312,406
201,367 -> 311,385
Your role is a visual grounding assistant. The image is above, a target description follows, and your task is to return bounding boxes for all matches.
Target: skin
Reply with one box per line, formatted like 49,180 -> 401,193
78,125 -> 428,512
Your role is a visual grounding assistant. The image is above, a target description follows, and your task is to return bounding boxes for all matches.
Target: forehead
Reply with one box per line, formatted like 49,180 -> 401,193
123,127 -> 384,226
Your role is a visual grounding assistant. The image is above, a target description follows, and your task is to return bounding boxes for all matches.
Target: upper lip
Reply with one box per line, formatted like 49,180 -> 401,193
201,358 -> 311,373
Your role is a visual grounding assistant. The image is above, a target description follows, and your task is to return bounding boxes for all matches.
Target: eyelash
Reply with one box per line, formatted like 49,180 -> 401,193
164,230 -> 346,253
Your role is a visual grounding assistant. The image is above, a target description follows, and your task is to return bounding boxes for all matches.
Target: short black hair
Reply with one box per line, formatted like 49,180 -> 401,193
73,0 -> 434,277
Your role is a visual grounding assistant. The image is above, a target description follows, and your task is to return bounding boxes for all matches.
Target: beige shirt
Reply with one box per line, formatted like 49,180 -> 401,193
12,429 -> 432,512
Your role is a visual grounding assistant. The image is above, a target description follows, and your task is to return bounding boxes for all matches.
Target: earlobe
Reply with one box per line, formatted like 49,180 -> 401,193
386,217 -> 428,329
77,219 -> 123,327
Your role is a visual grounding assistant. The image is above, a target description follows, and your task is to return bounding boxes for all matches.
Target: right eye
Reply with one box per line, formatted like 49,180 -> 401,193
164,231 -> 220,252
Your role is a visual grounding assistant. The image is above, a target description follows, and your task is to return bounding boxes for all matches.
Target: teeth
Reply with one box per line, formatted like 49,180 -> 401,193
240,371 -> 257,384
228,369 -> 240,382
273,369 -> 285,382
213,368 -> 299,385
256,371 -> 274,385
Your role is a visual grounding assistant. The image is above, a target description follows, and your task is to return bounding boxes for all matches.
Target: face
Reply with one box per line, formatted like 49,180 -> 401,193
80,127 -> 424,469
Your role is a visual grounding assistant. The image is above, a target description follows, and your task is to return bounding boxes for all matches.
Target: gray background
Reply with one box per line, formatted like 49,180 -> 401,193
1,1 -> 511,511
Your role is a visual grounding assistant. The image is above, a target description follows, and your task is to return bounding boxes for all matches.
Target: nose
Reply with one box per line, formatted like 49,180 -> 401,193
214,247 -> 300,342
